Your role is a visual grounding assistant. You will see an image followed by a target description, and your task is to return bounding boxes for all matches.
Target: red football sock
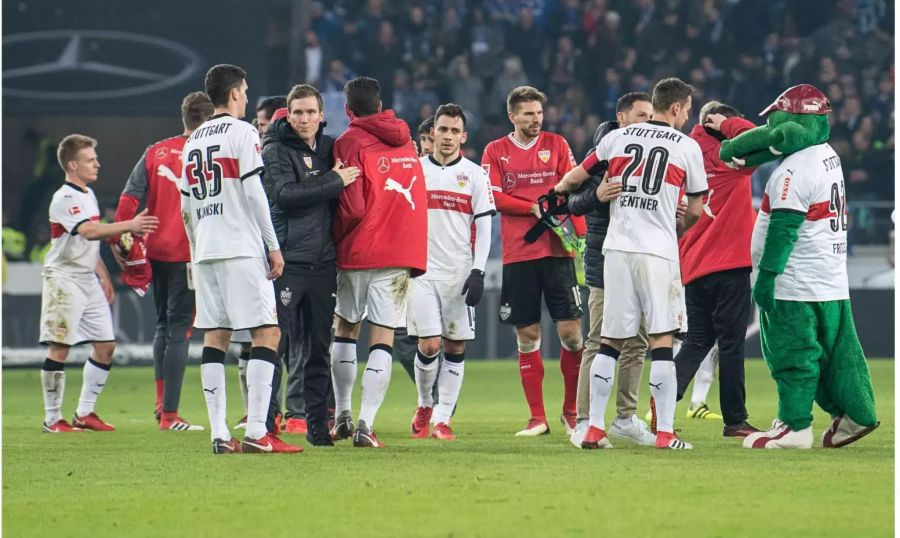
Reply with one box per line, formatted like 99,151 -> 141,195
518,349 -> 545,420
155,378 -> 163,409
560,346 -> 583,415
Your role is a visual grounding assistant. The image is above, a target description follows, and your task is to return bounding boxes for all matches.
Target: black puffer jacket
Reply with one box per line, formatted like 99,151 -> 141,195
262,117 -> 344,267
567,120 -> 618,288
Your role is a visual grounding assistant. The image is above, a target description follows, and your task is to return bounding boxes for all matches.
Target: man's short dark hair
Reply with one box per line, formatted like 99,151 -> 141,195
651,77 -> 694,113
344,77 -> 381,117
616,92 -> 652,114
286,85 -> 323,113
699,100 -> 742,125
181,91 -> 214,131
256,95 -> 287,120
417,116 -> 434,137
507,86 -> 547,113
434,103 -> 467,129
205,64 -> 246,107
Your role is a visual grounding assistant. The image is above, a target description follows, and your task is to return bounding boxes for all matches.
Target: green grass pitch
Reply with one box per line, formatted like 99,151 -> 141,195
3,359 -> 894,537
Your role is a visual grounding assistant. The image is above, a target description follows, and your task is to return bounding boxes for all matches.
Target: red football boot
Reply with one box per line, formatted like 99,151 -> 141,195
410,406 -> 433,438
159,411 -> 205,431
242,432 -> 303,453
284,418 -> 307,435
431,422 -> 456,441
212,438 -> 242,454
42,419 -> 84,433
73,413 -> 116,431
581,426 -> 612,449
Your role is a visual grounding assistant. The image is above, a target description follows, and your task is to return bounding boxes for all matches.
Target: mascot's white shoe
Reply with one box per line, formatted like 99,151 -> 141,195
743,419 -> 813,449
822,415 -> 880,448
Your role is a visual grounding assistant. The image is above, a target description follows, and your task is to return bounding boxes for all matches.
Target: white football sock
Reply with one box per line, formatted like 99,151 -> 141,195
433,358 -> 464,425
238,357 -> 249,414
331,339 -> 358,416
588,353 -> 617,430
245,358 -> 275,440
649,360 -> 677,433
76,359 -> 110,417
691,346 -> 718,407
41,365 -> 65,424
201,362 -> 230,441
414,350 -> 440,408
358,346 -> 393,428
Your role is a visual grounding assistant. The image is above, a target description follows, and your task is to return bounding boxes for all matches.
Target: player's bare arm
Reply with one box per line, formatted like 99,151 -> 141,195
554,163 -> 590,194
95,259 -> 115,304
77,208 -> 158,240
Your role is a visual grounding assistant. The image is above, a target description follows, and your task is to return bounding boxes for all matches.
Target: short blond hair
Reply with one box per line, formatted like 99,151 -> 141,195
57,134 -> 97,173
507,86 -> 547,113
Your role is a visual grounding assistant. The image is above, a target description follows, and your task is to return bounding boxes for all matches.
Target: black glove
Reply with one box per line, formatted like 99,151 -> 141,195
461,269 -> 485,306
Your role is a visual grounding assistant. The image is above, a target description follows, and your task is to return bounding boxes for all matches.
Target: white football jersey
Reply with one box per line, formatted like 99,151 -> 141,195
595,120 -> 707,262
180,113 -> 267,262
420,155 -> 496,279
751,144 -> 849,301
43,183 -> 101,279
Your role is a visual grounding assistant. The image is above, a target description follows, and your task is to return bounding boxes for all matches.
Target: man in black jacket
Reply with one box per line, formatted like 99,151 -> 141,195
565,92 -> 657,448
262,84 -> 359,445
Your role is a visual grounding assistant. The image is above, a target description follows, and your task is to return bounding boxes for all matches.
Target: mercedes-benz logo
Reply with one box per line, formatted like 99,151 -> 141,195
3,30 -> 201,100
377,156 -> 391,174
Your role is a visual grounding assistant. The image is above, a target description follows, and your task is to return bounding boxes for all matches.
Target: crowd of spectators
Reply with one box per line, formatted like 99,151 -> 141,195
4,0 -> 894,265
301,0 -> 894,243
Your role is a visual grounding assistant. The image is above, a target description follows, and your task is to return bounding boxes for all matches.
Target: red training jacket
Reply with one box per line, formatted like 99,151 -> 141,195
333,110 -> 428,276
114,135 -> 191,262
679,118 -> 757,285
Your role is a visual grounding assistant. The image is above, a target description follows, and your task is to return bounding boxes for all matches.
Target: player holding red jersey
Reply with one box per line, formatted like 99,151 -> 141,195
113,92 -> 213,432
481,86 -> 587,437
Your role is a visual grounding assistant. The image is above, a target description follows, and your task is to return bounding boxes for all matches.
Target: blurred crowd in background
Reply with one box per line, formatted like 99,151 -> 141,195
4,0 -> 894,265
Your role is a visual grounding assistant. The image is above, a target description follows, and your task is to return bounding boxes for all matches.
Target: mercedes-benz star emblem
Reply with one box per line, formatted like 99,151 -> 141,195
3,30 -> 200,100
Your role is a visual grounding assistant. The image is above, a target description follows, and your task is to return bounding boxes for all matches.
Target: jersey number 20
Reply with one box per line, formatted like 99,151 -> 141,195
187,146 -> 222,200
620,144 -> 670,196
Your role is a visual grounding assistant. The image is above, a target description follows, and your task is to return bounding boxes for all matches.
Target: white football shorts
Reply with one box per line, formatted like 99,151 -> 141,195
194,256 -> 277,331
407,276 -> 475,341
336,268 -> 409,329
39,275 -> 115,346
601,250 -> 685,338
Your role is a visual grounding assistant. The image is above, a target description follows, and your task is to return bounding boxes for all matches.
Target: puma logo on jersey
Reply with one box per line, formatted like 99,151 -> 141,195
702,188 -> 716,219
157,164 -> 180,184
593,374 -> 612,383
500,156 -> 510,164
648,382 -> 662,390
385,176 -> 417,209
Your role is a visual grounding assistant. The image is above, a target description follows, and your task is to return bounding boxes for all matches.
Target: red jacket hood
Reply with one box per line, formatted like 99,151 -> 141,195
348,109 -> 411,147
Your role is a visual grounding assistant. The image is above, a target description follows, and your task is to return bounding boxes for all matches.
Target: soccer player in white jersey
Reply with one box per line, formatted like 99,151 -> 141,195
555,77 -> 708,450
39,134 -> 159,432
180,64 -> 298,454
408,104 -> 495,440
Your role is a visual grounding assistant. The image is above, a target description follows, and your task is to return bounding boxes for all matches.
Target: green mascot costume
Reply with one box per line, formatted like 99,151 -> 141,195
720,84 -> 879,449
